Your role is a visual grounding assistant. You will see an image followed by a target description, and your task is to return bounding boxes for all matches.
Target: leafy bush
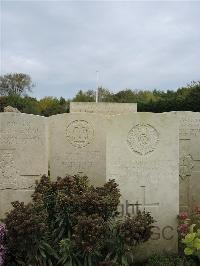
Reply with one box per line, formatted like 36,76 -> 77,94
4,175 -> 155,265
117,212 -> 154,246
4,201 -> 58,265
32,175 -> 121,244
182,224 -> 200,261
72,214 -> 107,253
104,213 -> 155,266
58,238 -> 81,266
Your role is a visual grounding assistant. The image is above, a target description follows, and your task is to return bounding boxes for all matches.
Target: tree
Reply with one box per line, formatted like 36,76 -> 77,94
98,87 -> 114,102
0,73 -> 34,96
38,96 -> 68,116
72,90 -> 95,102
181,81 -> 200,112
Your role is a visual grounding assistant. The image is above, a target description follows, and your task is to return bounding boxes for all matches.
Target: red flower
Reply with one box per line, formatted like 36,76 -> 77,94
195,207 -> 200,214
177,223 -> 188,235
179,212 -> 188,220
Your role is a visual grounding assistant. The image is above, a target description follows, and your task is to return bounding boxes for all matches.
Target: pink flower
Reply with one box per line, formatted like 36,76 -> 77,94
177,223 -> 188,235
195,207 -> 200,214
179,212 -> 188,220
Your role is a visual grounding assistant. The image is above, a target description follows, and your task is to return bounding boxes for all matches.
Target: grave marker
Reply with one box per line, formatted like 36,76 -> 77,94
70,102 -> 137,114
175,112 -> 200,212
106,113 -> 179,256
49,113 -> 107,186
0,113 -> 48,217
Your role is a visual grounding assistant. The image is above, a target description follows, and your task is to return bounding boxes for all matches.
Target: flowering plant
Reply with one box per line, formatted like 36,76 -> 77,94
178,208 -> 200,237
0,223 -> 6,266
177,212 -> 190,237
178,207 -> 200,261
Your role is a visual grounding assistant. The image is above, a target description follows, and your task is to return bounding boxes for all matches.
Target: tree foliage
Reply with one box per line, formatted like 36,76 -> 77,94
0,73 -> 34,96
0,94 -> 69,116
0,72 -> 199,115
71,82 -> 200,112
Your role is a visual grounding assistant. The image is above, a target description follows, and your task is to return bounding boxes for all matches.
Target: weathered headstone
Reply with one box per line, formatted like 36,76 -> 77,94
175,112 -> 200,212
0,113 -> 48,217
106,113 -> 179,256
70,102 -> 137,114
49,113 -> 107,186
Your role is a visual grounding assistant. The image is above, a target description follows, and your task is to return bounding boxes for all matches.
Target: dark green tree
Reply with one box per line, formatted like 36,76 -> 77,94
72,89 -> 95,102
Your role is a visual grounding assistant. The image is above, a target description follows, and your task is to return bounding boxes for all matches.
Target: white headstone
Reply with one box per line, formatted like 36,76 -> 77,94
106,113 -> 179,257
175,112 -> 200,212
0,113 -> 48,217
70,102 -> 137,114
49,113 -> 107,186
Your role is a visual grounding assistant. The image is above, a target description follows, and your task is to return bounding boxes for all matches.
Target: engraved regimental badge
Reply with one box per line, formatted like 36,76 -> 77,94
127,124 -> 159,155
66,120 -> 94,148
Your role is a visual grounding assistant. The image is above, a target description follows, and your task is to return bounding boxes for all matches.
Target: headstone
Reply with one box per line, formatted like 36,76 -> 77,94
175,112 -> 200,212
0,113 -> 48,217
106,113 -> 179,257
49,113 -> 107,186
70,102 -> 137,114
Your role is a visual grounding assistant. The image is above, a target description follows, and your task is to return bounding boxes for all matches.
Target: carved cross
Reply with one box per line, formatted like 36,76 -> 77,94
140,185 -> 159,210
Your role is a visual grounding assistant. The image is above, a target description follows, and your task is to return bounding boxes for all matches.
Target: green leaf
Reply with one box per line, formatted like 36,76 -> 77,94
39,248 -> 46,258
183,233 -> 196,244
48,259 -> 53,266
113,254 -> 118,263
84,256 -> 88,266
193,238 -> 200,249
197,229 -> 200,237
184,247 -> 194,255
189,224 -> 196,233
122,255 -> 128,266
88,255 -> 92,266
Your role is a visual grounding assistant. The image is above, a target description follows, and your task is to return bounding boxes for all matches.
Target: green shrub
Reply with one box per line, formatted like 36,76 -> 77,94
58,238 -> 81,266
182,224 -> 200,261
104,213 -> 155,266
4,175 -> 155,266
32,175 -> 121,242
4,201 -> 58,265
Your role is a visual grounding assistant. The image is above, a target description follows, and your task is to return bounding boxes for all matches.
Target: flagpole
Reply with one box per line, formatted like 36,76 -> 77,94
96,70 -> 99,103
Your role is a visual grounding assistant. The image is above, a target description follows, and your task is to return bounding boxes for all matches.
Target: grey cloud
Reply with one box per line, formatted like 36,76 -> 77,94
1,1 -> 200,98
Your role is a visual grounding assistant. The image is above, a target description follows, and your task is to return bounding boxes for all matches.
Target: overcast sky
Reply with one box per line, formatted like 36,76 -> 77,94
1,1 -> 200,99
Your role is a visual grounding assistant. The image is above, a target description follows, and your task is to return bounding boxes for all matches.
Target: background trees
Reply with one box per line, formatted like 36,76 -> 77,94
39,97 -> 69,116
0,73 -> 34,96
71,82 -> 200,113
0,72 -> 199,116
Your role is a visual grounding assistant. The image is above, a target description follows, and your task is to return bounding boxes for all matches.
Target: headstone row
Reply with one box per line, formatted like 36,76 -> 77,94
0,103 -> 200,257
